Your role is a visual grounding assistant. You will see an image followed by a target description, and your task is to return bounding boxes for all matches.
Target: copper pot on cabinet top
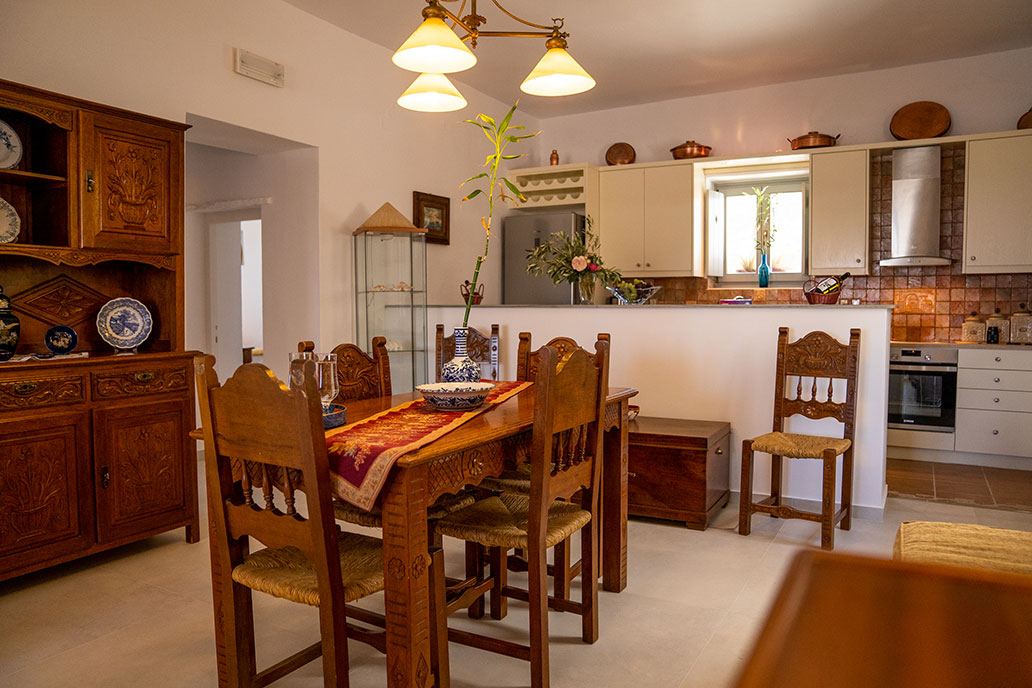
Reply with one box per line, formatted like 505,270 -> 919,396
670,140 -> 712,160
787,131 -> 840,149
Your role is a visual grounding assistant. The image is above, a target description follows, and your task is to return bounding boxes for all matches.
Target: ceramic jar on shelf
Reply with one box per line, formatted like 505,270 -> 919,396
961,312 -> 987,343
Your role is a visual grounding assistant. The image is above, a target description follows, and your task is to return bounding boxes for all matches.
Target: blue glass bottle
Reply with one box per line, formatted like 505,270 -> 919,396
757,253 -> 770,288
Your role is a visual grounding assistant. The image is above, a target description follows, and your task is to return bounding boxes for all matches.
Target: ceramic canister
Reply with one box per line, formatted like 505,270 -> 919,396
1011,304 -> 1032,345
961,312 -> 986,343
986,309 -> 1010,345
0,285 -> 20,358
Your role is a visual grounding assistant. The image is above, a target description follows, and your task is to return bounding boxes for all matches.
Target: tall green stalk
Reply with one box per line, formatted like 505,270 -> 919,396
460,102 -> 539,327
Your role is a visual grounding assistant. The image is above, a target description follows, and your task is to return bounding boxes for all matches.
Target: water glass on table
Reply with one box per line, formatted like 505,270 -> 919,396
289,352 -> 339,411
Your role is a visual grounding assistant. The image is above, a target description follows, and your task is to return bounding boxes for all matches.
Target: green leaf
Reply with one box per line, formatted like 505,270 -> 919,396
500,154 -> 522,159
461,172 -> 488,186
501,177 -> 522,198
462,189 -> 484,202
479,114 -> 497,127
497,102 -> 517,135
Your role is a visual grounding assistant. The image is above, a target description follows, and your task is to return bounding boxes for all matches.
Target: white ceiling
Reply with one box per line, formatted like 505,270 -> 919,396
283,0 -> 1032,118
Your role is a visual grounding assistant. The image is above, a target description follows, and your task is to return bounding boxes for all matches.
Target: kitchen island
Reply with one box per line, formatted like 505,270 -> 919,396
429,304 -> 892,515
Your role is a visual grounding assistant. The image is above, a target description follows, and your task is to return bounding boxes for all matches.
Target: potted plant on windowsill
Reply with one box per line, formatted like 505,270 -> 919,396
525,216 -> 621,304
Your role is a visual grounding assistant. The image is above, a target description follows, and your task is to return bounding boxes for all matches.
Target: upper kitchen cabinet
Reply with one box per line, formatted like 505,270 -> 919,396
963,133 -> 1032,274
597,163 -> 695,276
79,111 -> 183,255
809,149 -> 869,275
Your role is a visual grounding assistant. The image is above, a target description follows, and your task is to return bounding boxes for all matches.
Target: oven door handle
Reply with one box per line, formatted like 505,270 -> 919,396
889,364 -> 958,373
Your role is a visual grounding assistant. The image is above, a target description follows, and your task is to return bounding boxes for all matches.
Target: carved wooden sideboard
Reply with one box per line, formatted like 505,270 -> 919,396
0,79 -> 196,582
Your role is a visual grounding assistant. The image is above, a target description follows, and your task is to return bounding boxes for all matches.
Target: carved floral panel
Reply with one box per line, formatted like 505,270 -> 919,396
0,431 -> 77,554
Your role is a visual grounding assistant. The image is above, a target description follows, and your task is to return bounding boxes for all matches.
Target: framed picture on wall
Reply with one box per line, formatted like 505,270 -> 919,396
413,191 -> 449,245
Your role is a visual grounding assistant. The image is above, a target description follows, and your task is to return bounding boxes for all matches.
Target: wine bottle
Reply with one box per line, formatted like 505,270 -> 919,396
813,272 -> 851,294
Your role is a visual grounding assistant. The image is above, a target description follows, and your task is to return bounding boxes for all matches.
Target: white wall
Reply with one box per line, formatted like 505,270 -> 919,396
430,304 -> 892,512
240,220 -> 264,352
0,0 -> 533,356
526,47 -> 1032,166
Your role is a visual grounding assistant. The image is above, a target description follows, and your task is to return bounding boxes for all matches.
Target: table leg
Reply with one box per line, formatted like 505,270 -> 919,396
381,464 -> 435,688
601,399 -> 628,593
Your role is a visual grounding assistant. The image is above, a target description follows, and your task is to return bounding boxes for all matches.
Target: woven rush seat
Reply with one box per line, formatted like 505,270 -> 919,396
750,431 -> 852,459
477,463 -> 532,494
893,521 -> 1032,577
333,491 -> 476,528
232,531 -> 385,606
435,491 -> 591,550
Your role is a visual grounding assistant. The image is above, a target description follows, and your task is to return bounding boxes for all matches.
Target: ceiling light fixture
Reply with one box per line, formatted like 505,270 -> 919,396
393,0 -> 595,112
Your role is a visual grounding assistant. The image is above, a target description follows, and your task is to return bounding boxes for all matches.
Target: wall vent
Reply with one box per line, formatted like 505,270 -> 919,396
233,48 -> 285,88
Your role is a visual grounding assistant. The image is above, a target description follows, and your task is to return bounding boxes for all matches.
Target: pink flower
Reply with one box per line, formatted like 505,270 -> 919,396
589,263 -> 599,272
571,255 -> 589,272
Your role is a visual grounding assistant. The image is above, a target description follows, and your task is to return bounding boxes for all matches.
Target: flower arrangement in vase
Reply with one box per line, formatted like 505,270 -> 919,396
525,216 -> 621,303
747,186 -> 775,288
441,102 -> 538,383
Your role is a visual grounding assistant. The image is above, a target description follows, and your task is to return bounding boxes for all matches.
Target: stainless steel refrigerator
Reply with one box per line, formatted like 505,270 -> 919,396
503,212 -> 583,304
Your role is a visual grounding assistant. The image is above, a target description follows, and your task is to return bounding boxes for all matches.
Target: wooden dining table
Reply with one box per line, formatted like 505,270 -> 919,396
200,383 -> 637,688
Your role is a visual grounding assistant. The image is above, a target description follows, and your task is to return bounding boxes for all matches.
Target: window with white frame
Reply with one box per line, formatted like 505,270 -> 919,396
706,171 -> 809,283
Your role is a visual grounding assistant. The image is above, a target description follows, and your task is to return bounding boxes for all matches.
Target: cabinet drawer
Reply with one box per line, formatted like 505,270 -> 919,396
0,375 -> 86,410
957,368 -> 1032,392
92,367 -> 188,399
957,389 -> 1032,413
955,409 -> 1032,457
958,349 -> 1032,371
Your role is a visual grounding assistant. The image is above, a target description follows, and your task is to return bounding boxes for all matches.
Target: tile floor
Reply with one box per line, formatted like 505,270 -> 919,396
3,473 -> 1031,688
887,458 -> 1032,512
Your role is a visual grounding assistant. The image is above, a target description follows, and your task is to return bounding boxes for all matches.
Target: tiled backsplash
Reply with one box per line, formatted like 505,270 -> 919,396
642,142 -> 1032,342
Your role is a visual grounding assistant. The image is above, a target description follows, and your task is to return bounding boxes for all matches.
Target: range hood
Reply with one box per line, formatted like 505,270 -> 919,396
880,145 -> 951,267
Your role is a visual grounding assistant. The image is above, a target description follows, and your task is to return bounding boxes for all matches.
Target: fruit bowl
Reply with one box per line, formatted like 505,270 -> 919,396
416,381 -> 494,410
606,284 -> 662,305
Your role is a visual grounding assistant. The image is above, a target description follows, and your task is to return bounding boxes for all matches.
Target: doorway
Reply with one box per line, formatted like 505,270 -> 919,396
207,214 -> 264,374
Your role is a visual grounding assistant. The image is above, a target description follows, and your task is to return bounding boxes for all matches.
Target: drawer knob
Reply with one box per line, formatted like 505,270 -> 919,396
994,398 -> 1000,403
855,258 -> 861,264
993,430 -> 999,435
994,377 -> 1001,383
715,448 -> 724,455
995,356 -> 1002,362
627,471 -> 638,478
134,371 -> 155,383
12,382 -> 38,395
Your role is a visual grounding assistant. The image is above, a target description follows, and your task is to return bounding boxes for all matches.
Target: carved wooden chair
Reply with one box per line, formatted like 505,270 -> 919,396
433,340 -> 610,688
739,327 -> 861,550
297,338 -> 475,532
434,323 -> 500,381
297,337 -> 391,403
194,355 -> 396,687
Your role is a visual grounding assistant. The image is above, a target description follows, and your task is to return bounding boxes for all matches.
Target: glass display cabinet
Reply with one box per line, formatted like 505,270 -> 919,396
354,205 -> 427,393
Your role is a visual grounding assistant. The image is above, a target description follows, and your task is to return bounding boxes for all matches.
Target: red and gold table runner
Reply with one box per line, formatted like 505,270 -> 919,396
326,381 -> 532,510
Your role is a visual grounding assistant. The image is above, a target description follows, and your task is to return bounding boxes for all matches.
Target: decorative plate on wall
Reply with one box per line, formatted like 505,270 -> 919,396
96,297 -> 153,350
44,325 -> 78,355
0,120 -> 23,169
0,197 -> 20,243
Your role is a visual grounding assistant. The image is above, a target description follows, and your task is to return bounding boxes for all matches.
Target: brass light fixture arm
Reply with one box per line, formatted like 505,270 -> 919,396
427,0 -> 568,49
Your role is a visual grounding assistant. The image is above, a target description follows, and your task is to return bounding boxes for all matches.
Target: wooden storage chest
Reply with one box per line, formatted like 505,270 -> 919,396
627,416 -> 731,530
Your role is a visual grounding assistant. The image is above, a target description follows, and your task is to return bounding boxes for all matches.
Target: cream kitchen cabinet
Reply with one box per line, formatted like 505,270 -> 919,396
963,134 -> 1032,274
809,149 -> 869,275
954,349 -> 1032,458
597,163 -> 694,276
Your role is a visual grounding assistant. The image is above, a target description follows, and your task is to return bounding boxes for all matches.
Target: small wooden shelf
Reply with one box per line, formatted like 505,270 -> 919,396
0,243 -> 177,269
507,162 -> 598,210
0,168 -> 68,185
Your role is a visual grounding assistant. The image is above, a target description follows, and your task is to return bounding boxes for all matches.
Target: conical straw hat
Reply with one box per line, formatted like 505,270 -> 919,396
353,202 -> 425,234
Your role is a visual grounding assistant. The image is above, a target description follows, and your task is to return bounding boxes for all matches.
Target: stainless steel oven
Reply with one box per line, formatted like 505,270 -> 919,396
888,345 -> 958,432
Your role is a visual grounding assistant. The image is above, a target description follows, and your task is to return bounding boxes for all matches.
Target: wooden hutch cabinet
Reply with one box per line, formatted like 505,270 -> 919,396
0,79 -> 197,582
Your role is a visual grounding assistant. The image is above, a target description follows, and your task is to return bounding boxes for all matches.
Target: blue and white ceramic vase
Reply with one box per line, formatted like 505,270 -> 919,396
441,326 -> 481,383
757,253 -> 770,288
0,286 -> 20,360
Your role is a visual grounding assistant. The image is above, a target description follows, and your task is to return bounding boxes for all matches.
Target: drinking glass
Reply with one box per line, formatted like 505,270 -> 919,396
289,352 -> 339,411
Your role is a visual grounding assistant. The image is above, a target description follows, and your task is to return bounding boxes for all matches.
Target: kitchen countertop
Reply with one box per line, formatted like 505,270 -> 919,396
431,303 -> 897,309
891,340 -> 1032,349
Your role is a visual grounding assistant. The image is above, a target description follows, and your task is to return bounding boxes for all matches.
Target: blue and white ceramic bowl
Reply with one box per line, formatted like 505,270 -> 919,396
96,297 -> 153,350
416,381 -> 494,410
44,325 -> 77,355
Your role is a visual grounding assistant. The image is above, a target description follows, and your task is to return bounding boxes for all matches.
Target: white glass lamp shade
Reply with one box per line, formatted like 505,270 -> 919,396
397,73 -> 468,112
393,17 -> 477,73
520,47 -> 596,96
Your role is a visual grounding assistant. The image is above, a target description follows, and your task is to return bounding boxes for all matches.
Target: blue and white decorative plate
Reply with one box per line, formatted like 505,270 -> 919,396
416,381 -> 494,410
96,298 -> 153,350
44,325 -> 78,355
0,197 -> 20,244
0,120 -> 22,170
